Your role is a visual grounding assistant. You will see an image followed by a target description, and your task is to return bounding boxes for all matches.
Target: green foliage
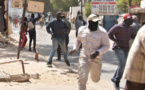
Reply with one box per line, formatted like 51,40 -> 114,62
116,0 -> 129,13
50,0 -> 78,12
116,0 -> 141,13
85,2 -> 91,17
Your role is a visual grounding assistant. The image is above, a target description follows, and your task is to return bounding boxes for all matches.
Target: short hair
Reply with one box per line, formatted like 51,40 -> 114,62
31,13 -> 34,18
24,17 -> 27,21
132,15 -> 138,22
56,12 -> 62,16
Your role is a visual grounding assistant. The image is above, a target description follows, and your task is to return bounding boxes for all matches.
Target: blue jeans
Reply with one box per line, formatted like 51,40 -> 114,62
113,48 -> 128,82
48,38 -> 67,64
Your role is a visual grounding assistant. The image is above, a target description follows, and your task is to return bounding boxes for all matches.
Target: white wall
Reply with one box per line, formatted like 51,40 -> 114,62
141,0 -> 145,8
69,6 -> 86,21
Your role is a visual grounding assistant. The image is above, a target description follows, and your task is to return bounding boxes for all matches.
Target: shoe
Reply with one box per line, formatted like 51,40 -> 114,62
56,59 -> 61,61
28,48 -> 31,51
113,81 -> 120,90
111,78 -> 115,82
64,60 -> 70,66
47,63 -> 52,67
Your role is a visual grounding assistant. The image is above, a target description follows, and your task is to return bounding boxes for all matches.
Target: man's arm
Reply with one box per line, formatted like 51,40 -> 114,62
108,24 -> 119,42
46,21 -> 53,35
131,28 -> 136,39
67,20 -> 71,34
98,33 -> 110,55
64,21 -> 69,34
34,13 -> 41,22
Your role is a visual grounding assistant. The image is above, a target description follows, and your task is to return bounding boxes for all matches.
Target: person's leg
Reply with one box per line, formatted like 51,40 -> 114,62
29,33 -> 32,51
48,38 -> 58,64
23,34 -> 27,48
32,33 -> 36,52
112,48 -> 127,90
89,58 -> 102,83
57,45 -> 61,60
125,80 -> 145,90
114,48 -> 127,82
76,30 -> 78,37
58,39 -> 70,66
21,33 -> 24,48
78,57 -> 90,90
65,35 -> 69,50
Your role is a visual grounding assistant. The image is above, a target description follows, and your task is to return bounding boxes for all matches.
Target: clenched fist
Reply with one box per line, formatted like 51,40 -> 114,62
90,51 -> 100,59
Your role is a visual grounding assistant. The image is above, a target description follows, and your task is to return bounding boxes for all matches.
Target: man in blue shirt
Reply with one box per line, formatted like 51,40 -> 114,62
46,12 -> 70,67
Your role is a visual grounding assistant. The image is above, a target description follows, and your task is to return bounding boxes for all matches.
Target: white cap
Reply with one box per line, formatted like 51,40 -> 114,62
88,14 -> 99,22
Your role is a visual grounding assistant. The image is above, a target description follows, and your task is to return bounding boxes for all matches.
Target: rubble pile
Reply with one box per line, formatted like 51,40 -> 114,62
0,33 -> 11,48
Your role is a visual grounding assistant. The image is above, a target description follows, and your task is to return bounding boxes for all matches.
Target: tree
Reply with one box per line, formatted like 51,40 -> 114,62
85,2 -> 91,17
50,0 -> 78,12
116,0 -> 141,13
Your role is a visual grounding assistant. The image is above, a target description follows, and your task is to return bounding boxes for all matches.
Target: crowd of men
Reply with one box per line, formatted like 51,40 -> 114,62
19,11 -> 145,90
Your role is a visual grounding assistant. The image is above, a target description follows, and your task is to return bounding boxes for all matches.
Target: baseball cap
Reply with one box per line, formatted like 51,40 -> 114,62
88,14 -> 99,22
123,14 -> 132,20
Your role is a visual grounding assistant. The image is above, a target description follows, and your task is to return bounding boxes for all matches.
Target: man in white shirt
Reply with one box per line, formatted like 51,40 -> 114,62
69,14 -> 110,90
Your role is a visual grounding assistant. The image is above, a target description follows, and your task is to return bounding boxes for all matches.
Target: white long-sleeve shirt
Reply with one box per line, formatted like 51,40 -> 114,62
73,25 -> 110,61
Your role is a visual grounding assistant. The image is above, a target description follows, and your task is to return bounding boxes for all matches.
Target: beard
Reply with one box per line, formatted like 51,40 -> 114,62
88,21 -> 98,31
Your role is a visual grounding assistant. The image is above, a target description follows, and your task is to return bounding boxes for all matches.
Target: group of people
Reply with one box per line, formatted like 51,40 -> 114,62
20,11 -> 145,90
20,13 -> 41,52
69,13 -> 145,90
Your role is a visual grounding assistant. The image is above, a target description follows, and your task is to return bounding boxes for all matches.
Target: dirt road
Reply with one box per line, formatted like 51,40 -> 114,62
0,25 -> 126,90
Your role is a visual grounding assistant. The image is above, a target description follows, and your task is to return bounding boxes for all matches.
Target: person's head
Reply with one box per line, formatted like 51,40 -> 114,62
31,13 -> 35,19
87,14 -> 99,31
78,15 -> 83,20
77,11 -> 81,15
123,14 -> 133,27
132,15 -> 138,22
24,17 -> 27,21
56,12 -> 62,21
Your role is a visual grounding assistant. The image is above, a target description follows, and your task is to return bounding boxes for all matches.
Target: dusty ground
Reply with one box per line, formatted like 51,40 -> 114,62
0,25 -> 126,90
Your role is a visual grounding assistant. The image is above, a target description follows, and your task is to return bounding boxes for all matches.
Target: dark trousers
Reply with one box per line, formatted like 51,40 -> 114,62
57,35 -> 69,60
125,80 -> 145,90
29,32 -> 36,50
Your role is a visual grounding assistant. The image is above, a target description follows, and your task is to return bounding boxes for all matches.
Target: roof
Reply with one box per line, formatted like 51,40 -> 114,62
130,8 -> 145,13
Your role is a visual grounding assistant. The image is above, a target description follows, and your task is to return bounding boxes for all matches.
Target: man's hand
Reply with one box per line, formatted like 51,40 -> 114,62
69,50 -> 76,56
51,33 -> 55,37
115,41 -> 122,47
114,39 -> 122,47
90,51 -> 100,59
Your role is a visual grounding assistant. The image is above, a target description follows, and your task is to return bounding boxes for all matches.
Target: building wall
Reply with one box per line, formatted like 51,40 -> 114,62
141,0 -> 145,8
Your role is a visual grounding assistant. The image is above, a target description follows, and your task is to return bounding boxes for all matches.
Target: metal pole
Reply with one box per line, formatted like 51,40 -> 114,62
6,0 -> 9,36
128,0 -> 132,13
81,0 -> 83,15
17,0 -> 27,59
0,60 -> 26,74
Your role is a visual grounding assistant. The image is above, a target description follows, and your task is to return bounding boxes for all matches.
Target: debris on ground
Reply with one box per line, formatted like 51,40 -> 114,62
0,73 -> 30,82
0,33 -> 12,47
